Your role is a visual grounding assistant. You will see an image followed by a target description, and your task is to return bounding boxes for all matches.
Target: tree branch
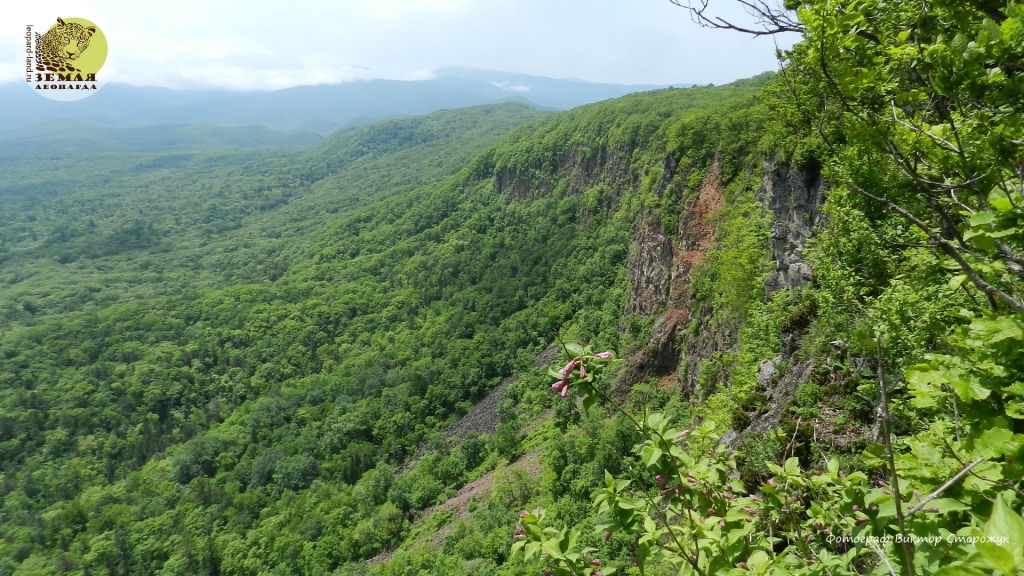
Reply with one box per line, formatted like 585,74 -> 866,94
905,458 -> 985,517
846,182 -> 1024,317
669,0 -> 804,36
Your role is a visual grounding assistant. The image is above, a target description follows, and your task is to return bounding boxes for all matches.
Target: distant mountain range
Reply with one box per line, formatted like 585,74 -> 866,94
0,120 -> 324,158
0,68 -> 691,137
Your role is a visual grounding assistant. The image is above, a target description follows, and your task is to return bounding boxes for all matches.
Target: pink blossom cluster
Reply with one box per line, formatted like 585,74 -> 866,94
550,351 -> 612,398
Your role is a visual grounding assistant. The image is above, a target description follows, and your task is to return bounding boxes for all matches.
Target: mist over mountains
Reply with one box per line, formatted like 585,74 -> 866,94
0,68 -> 690,138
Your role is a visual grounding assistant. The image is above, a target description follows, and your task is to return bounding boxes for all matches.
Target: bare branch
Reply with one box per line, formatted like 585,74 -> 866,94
905,458 -> 985,517
669,0 -> 804,36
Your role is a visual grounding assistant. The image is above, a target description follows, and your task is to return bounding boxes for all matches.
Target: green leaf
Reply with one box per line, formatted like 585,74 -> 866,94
582,394 -> 596,414
524,524 -> 543,540
541,538 -> 564,560
784,457 -> 800,474
928,498 -> 971,514
984,493 -> 1024,565
642,445 -> 663,468
862,444 -> 888,468
983,18 -> 1002,41
964,461 -> 1005,492
973,428 -> 1018,459
970,212 -> 996,227
825,458 -> 839,477
977,542 -> 1016,574
947,274 -> 968,290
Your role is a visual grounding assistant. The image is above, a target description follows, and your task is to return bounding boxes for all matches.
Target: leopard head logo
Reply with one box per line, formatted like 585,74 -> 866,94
35,17 -> 97,74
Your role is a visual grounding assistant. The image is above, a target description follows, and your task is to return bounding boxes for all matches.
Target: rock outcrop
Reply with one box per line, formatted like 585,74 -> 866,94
620,155 -> 726,390
620,157 -> 826,423
758,160 -> 826,296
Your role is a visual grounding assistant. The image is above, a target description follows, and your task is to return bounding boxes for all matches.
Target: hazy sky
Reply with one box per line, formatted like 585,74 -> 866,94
2,0 -> 795,91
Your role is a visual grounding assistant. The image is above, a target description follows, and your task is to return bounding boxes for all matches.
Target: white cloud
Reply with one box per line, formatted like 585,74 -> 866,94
1,0 -> 794,90
491,81 -> 530,93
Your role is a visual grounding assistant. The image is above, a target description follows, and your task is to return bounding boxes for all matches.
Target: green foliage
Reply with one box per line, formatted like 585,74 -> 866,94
0,80 -> 765,574
784,0 -> 1024,315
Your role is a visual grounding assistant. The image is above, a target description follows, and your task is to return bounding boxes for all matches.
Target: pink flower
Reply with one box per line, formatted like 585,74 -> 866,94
551,381 -> 565,393
604,532 -> 612,541
595,351 -> 612,360
559,358 -> 579,377
519,510 -> 529,518
579,364 -> 587,378
560,385 -> 570,398
590,559 -> 601,566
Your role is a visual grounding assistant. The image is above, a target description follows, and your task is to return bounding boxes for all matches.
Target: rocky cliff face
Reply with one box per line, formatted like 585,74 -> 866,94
759,160 -> 825,296
621,157 -> 826,406
621,155 -> 726,389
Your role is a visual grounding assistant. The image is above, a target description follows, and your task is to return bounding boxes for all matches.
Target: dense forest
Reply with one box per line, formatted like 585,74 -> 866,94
1,1 -> 1023,575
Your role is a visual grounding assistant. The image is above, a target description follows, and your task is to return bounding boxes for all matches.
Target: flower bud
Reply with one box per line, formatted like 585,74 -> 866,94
560,385 -> 570,398
595,351 -> 613,360
579,365 -> 587,378
551,381 -> 565,393
559,358 -> 578,377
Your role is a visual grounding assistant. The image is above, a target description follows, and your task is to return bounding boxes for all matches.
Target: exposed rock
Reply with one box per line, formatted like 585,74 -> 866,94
758,161 -> 826,296
625,212 -> 673,317
673,157 -> 731,393
716,428 -> 739,449
728,359 -> 815,448
619,157 -> 825,423
533,345 -> 561,368
441,376 -> 515,440
757,356 -> 783,388
620,155 -> 725,390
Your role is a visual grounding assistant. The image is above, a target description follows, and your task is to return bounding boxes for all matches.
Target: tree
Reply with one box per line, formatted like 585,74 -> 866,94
675,0 -> 1024,316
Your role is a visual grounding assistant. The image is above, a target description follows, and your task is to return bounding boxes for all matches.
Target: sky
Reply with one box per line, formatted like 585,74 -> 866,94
2,0 -> 796,91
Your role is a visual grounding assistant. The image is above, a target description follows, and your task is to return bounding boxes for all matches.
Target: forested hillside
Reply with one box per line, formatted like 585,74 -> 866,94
2,1 -> 1023,573
0,72 -> 770,574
